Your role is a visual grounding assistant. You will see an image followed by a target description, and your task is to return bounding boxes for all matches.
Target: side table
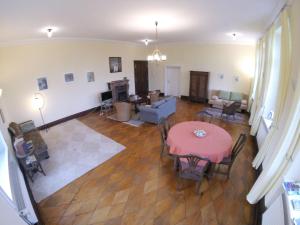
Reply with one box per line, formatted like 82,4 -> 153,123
14,139 -> 46,182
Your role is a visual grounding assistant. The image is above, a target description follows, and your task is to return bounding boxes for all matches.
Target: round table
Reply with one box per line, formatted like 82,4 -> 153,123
167,121 -> 233,163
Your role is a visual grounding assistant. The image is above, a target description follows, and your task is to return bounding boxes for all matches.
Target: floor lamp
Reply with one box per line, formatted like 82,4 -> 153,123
33,93 -> 48,132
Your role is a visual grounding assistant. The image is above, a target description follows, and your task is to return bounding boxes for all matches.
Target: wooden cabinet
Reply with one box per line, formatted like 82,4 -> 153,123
189,71 -> 209,103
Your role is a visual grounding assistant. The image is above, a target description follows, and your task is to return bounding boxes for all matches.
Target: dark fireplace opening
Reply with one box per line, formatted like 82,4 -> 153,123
118,91 -> 128,101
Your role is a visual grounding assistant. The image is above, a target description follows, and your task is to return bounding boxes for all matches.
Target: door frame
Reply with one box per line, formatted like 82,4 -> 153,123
164,65 -> 181,96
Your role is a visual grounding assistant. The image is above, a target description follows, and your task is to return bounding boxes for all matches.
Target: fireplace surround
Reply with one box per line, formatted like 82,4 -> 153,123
108,79 -> 129,102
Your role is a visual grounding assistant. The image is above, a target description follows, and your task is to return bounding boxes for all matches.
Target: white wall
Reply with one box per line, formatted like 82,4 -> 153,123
0,40 -> 146,126
0,192 -> 27,225
148,43 -> 255,96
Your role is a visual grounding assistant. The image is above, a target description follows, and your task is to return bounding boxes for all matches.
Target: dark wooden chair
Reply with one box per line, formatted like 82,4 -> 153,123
214,133 -> 247,179
174,154 -> 211,194
221,101 -> 241,119
196,111 -> 214,123
157,117 -> 171,157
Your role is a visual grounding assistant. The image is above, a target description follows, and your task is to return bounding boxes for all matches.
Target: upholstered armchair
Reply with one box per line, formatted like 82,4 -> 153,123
114,102 -> 132,122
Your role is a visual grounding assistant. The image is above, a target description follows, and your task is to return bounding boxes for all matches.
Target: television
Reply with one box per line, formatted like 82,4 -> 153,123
100,91 -> 112,102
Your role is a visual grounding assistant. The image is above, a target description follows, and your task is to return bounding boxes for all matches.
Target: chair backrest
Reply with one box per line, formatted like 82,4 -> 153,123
231,133 -> 247,161
157,117 -> 170,144
196,111 -> 213,123
176,154 -> 210,177
223,101 -> 241,115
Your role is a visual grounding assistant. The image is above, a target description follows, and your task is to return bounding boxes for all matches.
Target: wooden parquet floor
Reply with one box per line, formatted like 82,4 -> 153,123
38,99 -> 256,225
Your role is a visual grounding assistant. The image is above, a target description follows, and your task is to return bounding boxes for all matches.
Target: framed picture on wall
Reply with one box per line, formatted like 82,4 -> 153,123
37,77 -> 48,90
65,73 -> 74,82
109,57 -> 122,73
87,72 -> 95,82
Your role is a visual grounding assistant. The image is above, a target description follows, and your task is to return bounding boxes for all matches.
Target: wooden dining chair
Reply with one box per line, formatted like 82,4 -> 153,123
157,117 -> 171,157
214,133 -> 247,179
196,110 -> 214,123
174,154 -> 211,194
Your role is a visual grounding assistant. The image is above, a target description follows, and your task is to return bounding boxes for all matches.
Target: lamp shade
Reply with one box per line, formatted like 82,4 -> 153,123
33,94 -> 44,109
0,89 -> 2,97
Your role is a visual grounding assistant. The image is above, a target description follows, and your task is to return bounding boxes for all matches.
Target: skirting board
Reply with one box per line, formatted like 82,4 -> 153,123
38,106 -> 99,130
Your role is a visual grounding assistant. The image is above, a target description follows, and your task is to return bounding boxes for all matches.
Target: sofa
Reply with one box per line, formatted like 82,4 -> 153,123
8,120 -> 49,161
208,90 -> 248,111
138,96 -> 176,124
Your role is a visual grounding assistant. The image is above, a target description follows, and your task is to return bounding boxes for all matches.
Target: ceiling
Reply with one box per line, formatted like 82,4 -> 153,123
0,0 -> 285,45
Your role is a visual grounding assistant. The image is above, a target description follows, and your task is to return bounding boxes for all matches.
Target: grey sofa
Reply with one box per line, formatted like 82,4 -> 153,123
138,96 -> 177,124
208,90 -> 248,111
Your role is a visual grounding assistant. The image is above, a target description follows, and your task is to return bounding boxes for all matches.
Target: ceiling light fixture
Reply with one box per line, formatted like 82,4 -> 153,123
47,28 -> 53,38
147,21 -> 167,62
144,39 -> 149,46
227,32 -> 241,41
42,26 -> 57,38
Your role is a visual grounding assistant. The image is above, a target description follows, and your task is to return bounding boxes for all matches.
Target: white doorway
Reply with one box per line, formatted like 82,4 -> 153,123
164,66 -> 180,96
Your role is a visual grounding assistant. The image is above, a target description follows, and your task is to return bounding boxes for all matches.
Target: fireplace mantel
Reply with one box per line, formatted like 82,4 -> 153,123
108,79 -> 129,102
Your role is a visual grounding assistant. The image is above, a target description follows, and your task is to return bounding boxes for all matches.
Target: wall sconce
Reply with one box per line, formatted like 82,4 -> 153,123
234,75 -> 239,82
33,93 -> 48,131
218,74 -> 224,79
0,89 -> 2,97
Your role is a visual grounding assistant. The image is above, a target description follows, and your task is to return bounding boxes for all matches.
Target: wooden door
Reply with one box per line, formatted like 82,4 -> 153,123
189,71 -> 209,103
134,61 -> 149,97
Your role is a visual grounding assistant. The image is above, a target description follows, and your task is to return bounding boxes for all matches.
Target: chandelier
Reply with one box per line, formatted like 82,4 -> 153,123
147,21 -> 167,61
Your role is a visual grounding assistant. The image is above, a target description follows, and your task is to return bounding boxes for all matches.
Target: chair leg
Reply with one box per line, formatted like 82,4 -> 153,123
227,165 -> 232,179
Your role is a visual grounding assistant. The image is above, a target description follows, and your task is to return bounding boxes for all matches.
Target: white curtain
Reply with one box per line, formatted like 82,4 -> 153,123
247,7 -> 298,204
247,85 -> 300,203
252,9 -> 292,168
249,25 -> 275,135
247,41 -> 263,114
249,38 -> 265,125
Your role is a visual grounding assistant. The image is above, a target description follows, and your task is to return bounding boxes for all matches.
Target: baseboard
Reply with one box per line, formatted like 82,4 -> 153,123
180,95 -> 189,100
38,106 -> 99,130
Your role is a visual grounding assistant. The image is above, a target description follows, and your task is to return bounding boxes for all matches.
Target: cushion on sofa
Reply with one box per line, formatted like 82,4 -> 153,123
212,95 -> 219,100
218,90 -> 231,100
230,92 -> 243,102
241,99 -> 247,105
151,99 -> 166,108
19,120 -> 36,133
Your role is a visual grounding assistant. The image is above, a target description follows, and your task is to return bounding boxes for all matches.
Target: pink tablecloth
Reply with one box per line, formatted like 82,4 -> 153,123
167,121 -> 233,163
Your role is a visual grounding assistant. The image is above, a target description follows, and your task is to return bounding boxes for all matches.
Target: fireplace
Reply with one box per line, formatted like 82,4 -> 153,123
108,79 -> 129,102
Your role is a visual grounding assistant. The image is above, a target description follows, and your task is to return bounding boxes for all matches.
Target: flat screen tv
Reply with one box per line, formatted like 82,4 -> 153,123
100,91 -> 112,102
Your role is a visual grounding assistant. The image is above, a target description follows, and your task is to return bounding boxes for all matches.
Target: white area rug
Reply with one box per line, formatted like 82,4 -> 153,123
30,119 -> 125,203
107,113 -> 144,127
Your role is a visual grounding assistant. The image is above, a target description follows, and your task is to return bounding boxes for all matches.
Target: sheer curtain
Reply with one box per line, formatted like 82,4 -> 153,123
249,39 -> 265,123
252,9 -> 292,168
247,7 -> 296,204
249,25 -> 275,135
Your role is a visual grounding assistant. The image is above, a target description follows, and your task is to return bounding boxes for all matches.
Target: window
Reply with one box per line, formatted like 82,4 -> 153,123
264,27 -> 282,124
0,130 -> 13,200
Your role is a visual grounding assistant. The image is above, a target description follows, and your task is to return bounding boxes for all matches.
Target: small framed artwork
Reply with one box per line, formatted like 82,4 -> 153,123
87,72 -> 95,82
65,73 -> 74,82
109,57 -> 122,73
37,77 -> 48,90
